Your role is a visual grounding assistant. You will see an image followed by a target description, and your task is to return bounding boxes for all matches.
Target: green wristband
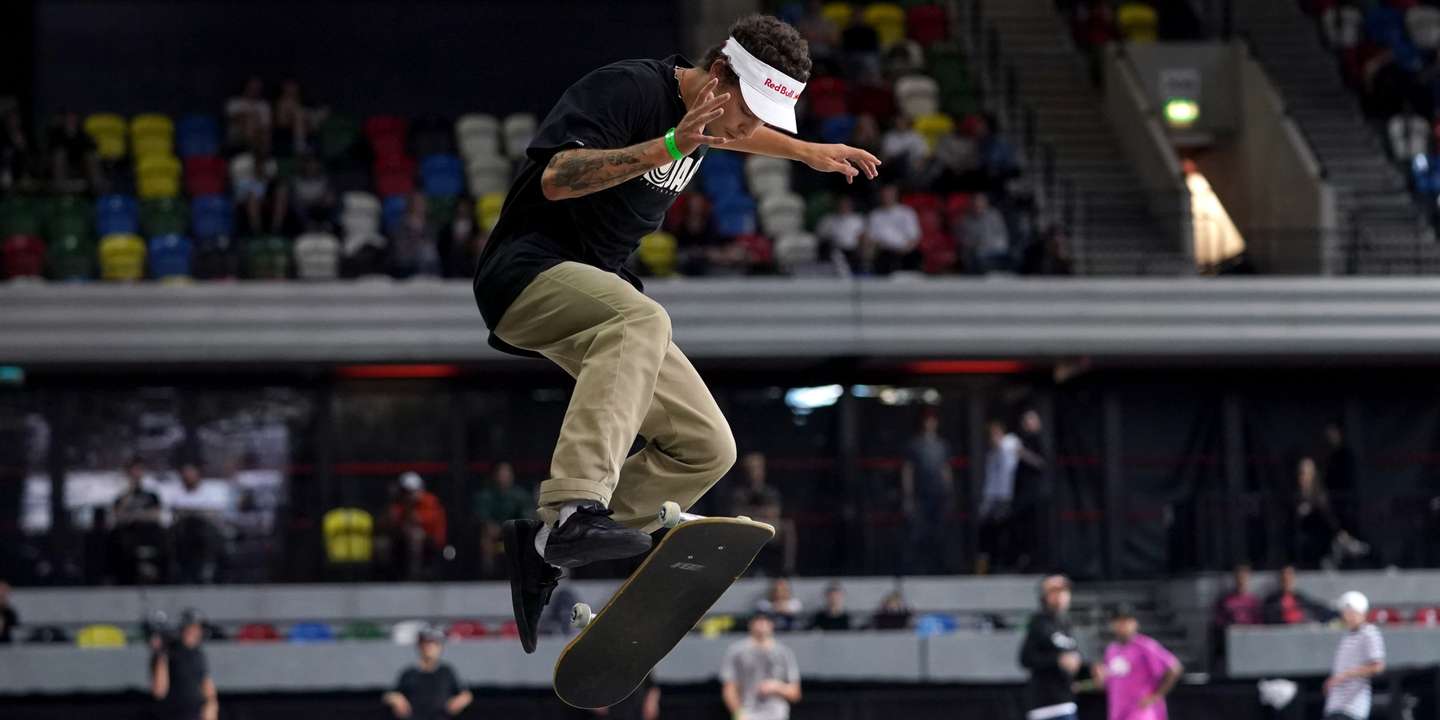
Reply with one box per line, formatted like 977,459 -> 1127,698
664,127 -> 684,161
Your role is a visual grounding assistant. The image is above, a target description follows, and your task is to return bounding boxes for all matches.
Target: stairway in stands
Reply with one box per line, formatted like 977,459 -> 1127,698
968,0 -> 1191,274
1072,581 -> 1202,672
1231,1 -> 1440,273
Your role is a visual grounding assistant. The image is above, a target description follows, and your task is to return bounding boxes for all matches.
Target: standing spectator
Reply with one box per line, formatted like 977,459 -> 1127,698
1020,574 -> 1090,720
900,410 -> 955,574
272,79 -> 318,156
235,145 -> 286,235
795,0 -> 839,59
170,463 -> 224,584
289,153 -> 336,231
388,472 -> 448,580
1323,422 -> 1360,532
0,580 -> 18,643
111,457 -> 168,584
957,194 -> 1011,274
1262,565 -> 1332,625
390,192 -> 442,279
865,184 -> 921,274
473,461 -> 533,579
870,590 -> 912,630
814,194 -> 866,272
0,104 -> 32,191
754,578 -> 803,632
1288,457 -> 1342,569
732,452 -> 795,576
225,76 -> 271,150
979,420 -> 1021,574
47,111 -> 100,193
1095,604 -> 1183,720
150,609 -> 218,720
721,613 -> 802,720
382,626 -> 473,720
839,12 -> 882,81
807,582 -> 852,631
443,197 -> 481,278
1013,409 -> 1050,571
1323,592 -> 1386,720
880,116 -> 929,184
1023,225 -> 1074,276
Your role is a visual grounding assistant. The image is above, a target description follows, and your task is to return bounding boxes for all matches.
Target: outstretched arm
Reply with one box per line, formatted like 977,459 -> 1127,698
724,127 -> 880,184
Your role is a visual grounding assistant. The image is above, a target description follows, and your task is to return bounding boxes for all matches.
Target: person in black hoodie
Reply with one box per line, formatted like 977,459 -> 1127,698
1019,574 -> 1089,720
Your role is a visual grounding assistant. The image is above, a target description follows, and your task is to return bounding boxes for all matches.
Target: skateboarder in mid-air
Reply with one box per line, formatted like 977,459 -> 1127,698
474,14 -> 880,654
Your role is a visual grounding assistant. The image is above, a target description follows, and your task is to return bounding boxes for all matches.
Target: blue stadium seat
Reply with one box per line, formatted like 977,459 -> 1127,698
95,195 -> 139,236
381,195 -> 409,233
711,195 -> 757,237
288,622 -> 336,644
177,114 -> 221,158
701,151 -> 747,201
190,195 -> 233,239
420,155 -> 465,197
820,114 -> 858,144
147,234 -> 192,280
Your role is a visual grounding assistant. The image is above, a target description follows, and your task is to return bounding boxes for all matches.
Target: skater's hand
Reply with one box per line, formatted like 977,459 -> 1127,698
802,142 -> 881,184
675,77 -> 732,153
1059,651 -> 1082,676
384,692 -> 413,718
1323,674 -> 1343,695
757,679 -> 786,697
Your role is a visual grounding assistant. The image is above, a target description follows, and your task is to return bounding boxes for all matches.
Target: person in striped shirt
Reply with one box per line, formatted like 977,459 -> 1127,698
1323,591 -> 1386,720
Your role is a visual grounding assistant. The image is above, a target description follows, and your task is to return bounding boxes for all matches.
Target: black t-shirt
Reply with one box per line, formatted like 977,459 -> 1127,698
0,603 -> 18,642
396,663 -> 462,720
473,54 -> 709,356
153,642 -> 208,720
808,610 -> 852,631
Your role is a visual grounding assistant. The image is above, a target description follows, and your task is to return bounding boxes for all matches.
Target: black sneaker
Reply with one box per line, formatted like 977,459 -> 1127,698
502,518 -> 562,654
543,501 -> 653,569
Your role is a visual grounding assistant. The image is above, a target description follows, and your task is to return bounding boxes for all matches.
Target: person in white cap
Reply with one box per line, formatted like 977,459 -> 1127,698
1323,591 -> 1386,720
473,14 -> 881,655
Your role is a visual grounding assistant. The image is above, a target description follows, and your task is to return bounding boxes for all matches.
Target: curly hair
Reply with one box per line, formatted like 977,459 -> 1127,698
702,14 -> 813,86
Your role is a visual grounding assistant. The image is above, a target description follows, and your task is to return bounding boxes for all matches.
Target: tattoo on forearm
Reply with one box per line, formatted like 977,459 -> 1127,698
547,144 -> 654,197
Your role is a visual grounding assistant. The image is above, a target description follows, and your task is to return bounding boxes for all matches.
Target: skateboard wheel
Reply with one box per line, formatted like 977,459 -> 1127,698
571,603 -> 593,629
737,515 -> 751,522
658,501 -> 683,529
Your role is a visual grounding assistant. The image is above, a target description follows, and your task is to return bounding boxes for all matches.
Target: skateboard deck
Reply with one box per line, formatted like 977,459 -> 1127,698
553,516 -> 775,709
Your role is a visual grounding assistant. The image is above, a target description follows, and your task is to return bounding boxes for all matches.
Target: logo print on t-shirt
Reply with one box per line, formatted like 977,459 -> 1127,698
643,155 -> 704,195
1107,656 -> 1132,677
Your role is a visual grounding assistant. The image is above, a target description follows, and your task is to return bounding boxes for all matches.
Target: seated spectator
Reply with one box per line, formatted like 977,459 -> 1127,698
388,193 -> 441,279
957,193 -> 1011,273
871,591 -> 912,630
851,113 -> 882,156
382,626 -> 472,720
840,12 -> 882,82
816,194 -> 867,272
754,578 -> 803,632
732,452 -> 796,576
235,146 -> 286,235
807,583 -> 852,631
1212,563 -> 1261,668
921,128 -> 980,194
109,457 -> 169,585
473,461 -> 533,579
866,184 -> 921,274
442,196 -> 482,278
272,78 -> 321,157
289,153 -> 336,231
675,195 -> 750,276
387,472 -> 448,581
1262,564 -> 1332,625
880,116 -> 929,185
974,114 -> 1020,193
0,104 -> 33,192
226,76 -> 272,151
1021,225 -> 1074,276
46,111 -> 100,193
796,0 -> 839,60
0,580 -> 17,643
170,463 -> 225,584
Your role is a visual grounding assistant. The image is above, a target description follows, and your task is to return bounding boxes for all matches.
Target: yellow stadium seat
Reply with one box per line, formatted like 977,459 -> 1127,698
477,192 -> 506,230
638,231 -> 677,277
138,154 -> 180,178
100,233 -> 146,281
84,113 -> 127,160
822,2 -> 853,29
323,507 -> 374,563
130,113 -> 174,141
912,112 -> 955,150
862,3 -> 907,48
699,615 -> 736,638
77,624 -> 126,648
133,134 -> 174,162
138,155 -> 181,199
1118,2 -> 1159,43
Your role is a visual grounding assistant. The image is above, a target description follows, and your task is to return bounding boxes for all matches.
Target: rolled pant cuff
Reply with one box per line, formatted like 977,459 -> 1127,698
537,480 -> 612,509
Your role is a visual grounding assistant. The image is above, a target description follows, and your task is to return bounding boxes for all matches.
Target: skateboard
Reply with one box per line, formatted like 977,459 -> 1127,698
552,501 -> 775,709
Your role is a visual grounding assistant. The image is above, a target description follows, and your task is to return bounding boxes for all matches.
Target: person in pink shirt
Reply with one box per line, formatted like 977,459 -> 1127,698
1094,603 -> 1183,720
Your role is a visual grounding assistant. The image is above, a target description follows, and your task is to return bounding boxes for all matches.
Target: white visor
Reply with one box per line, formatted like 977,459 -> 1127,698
720,36 -> 806,133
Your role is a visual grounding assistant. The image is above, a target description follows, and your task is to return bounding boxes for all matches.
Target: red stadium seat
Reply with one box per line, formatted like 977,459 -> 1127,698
495,620 -> 520,638
184,156 -> 227,196
1367,607 -> 1403,625
364,115 -> 408,144
447,621 -> 488,640
919,229 -> 956,274
806,77 -> 850,119
374,156 -> 417,197
906,5 -> 948,46
901,192 -> 941,215
1414,606 -> 1440,626
736,232 -> 774,265
236,623 -> 281,642
945,192 -> 975,217
4,234 -> 46,279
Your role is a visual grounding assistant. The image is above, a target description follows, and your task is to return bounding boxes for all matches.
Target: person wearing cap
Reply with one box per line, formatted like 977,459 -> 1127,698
478,13 -> 881,655
1323,591 -> 1386,720
1019,574 -> 1090,720
1094,604 -> 1182,720
383,626 -> 472,720
150,609 -> 218,720
721,612 -> 801,720
388,472 -> 448,580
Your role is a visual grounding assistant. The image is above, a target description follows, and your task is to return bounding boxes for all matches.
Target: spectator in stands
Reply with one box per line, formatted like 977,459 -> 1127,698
957,193 -> 1012,274
388,472 -> 448,580
901,410 -> 955,574
851,113 -> 882,156
1323,422 -> 1360,530
0,580 -> 17,643
171,463 -> 224,584
1021,574 -> 1089,720
383,626 -> 473,720
272,78 -> 317,157
46,111 -> 100,193
866,184 -> 921,274
922,128 -> 980,194
815,193 -> 866,272
1324,592 -> 1386,720
1214,564 -> 1262,628
289,153 -> 335,231
1095,603 -> 1183,720
1022,225 -> 1074,276
236,145 -> 286,235
732,452 -> 795,576
443,196 -> 482,278
795,0 -> 839,60
721,612 -> 802,720
870,590 -> 912,630
150,608 -> 218,720
807,582 -> 852,631
110,457 -> 168,584
1288,456 -> 1343,568
755,577 -> 803,632
974,114 -> 1020,193
0,104 -> 32,192
226,76 -> 271,150
1263,564 -> 1332,625
880,116 -> 929,185
389,192 -> 442,279
473,461 -> 533,579
840,10 -> 882,82
1013,409 -> 1050,571
978,420 -> 1021,574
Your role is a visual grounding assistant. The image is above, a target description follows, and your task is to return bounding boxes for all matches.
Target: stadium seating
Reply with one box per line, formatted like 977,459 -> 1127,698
637,231 -> 678,277
235,623 -> 281,642
83,113 -> 126,160
447,620 -> 488,640
3,234 -> 45,279
96,195 -> 140,236
75,624 -> 126,648
244,236 -> 292,280
288,622 -> 336,643
98,233 -> 145,281
147,234 -> 192,281
177,114 -> 221,158
295,232 -> 341,280
323,508 -> 374,564
184,155 -> 227,196
502,113 -> 536,159
862,2 -> 907,47
47,233 -> 96,281
1117,2 -> 1160,42
420,154 -> 465,197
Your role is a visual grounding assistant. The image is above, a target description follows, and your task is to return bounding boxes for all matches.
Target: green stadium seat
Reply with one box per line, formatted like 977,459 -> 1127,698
244,235 -> 292,279
47,233 -> 96,281
320,114 -> 361,161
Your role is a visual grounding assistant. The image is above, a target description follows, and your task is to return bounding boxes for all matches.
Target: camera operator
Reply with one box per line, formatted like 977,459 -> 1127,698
150,608 -> 218,720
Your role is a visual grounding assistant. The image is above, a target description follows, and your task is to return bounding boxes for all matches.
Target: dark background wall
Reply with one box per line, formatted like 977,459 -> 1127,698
31,0 -> 683,119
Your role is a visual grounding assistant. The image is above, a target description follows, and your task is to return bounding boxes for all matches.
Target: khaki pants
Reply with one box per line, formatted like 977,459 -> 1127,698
494,261 -> 737,531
